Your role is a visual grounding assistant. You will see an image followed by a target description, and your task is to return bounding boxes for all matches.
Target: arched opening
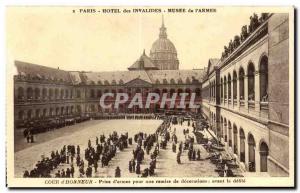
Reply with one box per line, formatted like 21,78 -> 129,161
55,88 -> 59,99
233,71 -> 237,100
76,105 -> 81,114
27,87 -> 33,100
239,128 -> 245,162
97,90 -> 102,98
228,121 -> 232,147
17,87 -> 24,100
60,89 -> 64,99
42,88 -> 47,100
49,89 -> 53,100
43,108 -> 47,117
18,111 -> 24,120
90,89 -> 95,98
35,109 -> 40,118
228,74 -> 232,103
239,67 -> 245,101
247,63 -> 255,101
233,125 -> 238,154
49,108 -> 53,116
55,107 -> 60,116
260,141 -> 269,172
27,110 -> 32,120
195,88 -> 201,97
248,133 -> 256,172
76,90 -> 81,98
260,56 -> 268,102
34,88 -> 40,100
65,89 -> 69,99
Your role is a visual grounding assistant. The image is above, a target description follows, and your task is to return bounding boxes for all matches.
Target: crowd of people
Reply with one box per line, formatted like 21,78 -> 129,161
23,114 -> 233,178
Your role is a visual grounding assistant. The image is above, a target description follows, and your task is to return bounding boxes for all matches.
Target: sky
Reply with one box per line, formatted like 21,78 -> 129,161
6,7 -> 269,72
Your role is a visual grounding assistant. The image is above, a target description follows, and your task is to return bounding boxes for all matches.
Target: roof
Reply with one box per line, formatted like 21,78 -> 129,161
15,60 -> 206,85
207,58 -> 220,75
14,60 -> 72,83
128,51 -> 158,70
146,69 -> 205,84
81,70 -> 152,85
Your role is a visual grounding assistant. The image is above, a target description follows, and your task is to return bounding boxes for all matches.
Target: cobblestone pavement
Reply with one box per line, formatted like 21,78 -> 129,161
15,119 -> 219,178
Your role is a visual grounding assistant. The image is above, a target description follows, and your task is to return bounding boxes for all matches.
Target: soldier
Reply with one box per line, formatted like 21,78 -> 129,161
197,149 -> 201,160
177,152 -> 181,164
77,145 -> 80,155
132,159 -> 136,172
94,159 -> 98,172
115,166 -> 121,177
192,149 -> 196,161
136,162 -> 141,175
172,143 -> 176,153
141,168 -> 149,177
30,133 -> 34,143
128,160 -> 132,173
96,137 -> 99,145
23,170 -> 29,178
55,170 -> 61,178
66,168 -> 71,178
70,164 -> 75,177
61,169 -> 66,178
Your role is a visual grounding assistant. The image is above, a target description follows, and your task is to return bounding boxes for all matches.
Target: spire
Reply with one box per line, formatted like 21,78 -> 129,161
159,15 -> 167,39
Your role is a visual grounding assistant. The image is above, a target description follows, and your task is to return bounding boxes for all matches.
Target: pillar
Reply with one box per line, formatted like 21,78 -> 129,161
237,76 -> 240,108
245,138 -> 249,170
244,76 -> 248,109
255,71 -> 261,112
255,143 -> 261,173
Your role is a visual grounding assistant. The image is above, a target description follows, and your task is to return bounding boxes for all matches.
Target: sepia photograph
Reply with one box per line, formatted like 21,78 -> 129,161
5,6 -> 295,188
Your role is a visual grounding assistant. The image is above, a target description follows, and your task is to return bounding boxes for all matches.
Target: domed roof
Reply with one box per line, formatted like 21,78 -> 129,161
149,16 -> 179,66
150,38 -> 177,56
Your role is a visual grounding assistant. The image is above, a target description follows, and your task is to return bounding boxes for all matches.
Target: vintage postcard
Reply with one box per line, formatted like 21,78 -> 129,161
6,6 -> 295,188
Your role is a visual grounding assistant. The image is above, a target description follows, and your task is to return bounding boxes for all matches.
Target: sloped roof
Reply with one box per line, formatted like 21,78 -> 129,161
15,60 -> 72,83
146,69 -> 205,84
207,58 -> 220,75
81,70 -> 152,85
128,51 -> 158,70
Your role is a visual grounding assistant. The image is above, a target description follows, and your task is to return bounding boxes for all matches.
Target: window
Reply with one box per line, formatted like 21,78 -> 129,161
233,71 -> 237,100
239,68 -> 245,100
248,63 -> 255,101
260,56 -> 268,102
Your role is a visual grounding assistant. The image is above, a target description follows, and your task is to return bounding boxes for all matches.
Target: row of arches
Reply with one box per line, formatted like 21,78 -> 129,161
16,87 -> 81,101
88,77 -> 199,86
17,105 -> 83,120
16,87 -> 202,101
209,55 -> 268,104
209,111 -> 269,172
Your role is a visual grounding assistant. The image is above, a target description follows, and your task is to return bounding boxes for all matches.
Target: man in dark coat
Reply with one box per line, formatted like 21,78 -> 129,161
115,166 -> 121,177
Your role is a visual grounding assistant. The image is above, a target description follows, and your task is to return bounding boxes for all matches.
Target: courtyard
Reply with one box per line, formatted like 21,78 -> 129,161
14,119 -> 219,178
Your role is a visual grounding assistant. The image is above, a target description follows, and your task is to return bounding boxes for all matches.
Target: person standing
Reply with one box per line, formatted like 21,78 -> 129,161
115,166 -> 121,177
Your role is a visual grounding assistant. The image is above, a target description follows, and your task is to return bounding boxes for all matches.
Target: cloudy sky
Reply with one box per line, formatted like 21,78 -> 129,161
7,7 -> 272,72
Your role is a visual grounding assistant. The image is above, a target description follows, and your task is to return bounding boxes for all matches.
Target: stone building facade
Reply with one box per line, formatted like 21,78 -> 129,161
201,13 -> 290,176
14,18 -> 203,129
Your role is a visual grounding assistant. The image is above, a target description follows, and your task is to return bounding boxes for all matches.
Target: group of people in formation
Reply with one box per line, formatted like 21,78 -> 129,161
129,132 -> 159,177
23,145 -> 77,178
23,131 -> 131,178
23,115 -> 205,178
